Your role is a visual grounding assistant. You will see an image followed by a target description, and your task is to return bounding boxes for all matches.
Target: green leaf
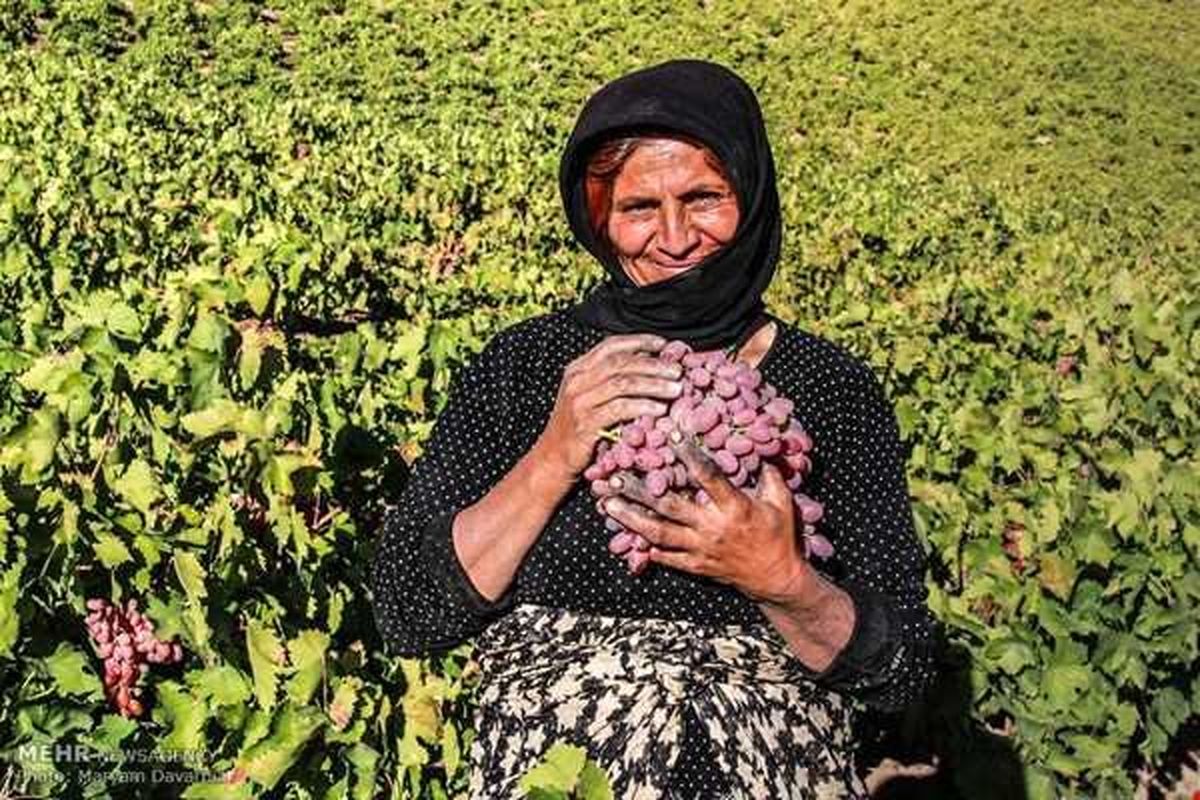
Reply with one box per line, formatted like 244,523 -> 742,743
154,681 -> 210,753
188,313 -> 230,354
235,704 -> 325,790
245,274 -> 273,316
1037,553 -> 1077,601
190,664 -> 253,707
247,618 -> 285,711
346,743 -> 380,800
85,714 -> 139,752
1075,526 -> 1116,567
399,659 -> 443,742
518,743 -> 587,795
42,643 -> 102,697
106,301 -> 142,339
0,556 -> 23,657
329,677 -> 361,732
285,629 -> 329,705
986,638 -> 1037,676
441,721 -> 461,776
182,781 -> 255,800
0,407 -> 61,482
1121,448 -> 1163,508
174,550 -> 209,603
577,760 -> 615,800
181,399 -> 265,440
1042,664 -> 1092,711
93,532 -> 133,569
113,458 -> 161,514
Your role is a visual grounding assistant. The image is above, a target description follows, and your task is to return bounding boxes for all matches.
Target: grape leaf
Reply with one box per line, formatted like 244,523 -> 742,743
235,704 -> 324,790
41,643 -> 102,697
285,629 -> 329,705
113,458 -> 161,514
93,532 -> 133,569
246,619 -> 286,712
0,556 -> 23,656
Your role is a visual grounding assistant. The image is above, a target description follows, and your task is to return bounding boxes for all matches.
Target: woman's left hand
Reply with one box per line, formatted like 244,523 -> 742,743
602,431 -> 813,606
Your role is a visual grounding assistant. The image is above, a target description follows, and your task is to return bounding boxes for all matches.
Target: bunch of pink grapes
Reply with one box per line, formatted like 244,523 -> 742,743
85,597 -> 184,718
585,340 -> 833,575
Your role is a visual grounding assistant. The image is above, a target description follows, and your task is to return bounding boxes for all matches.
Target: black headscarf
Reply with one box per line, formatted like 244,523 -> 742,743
560,59 -> 781,351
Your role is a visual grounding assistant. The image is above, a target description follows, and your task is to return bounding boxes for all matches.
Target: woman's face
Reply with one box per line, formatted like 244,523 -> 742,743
606,138 -> 739,286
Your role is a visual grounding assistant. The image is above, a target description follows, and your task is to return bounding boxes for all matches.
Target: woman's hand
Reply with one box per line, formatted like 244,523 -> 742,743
602,431 -> 813,605
537,334 -> 685,480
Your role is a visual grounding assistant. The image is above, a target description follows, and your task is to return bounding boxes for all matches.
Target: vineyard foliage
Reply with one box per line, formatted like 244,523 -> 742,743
0,0 -> 1197,798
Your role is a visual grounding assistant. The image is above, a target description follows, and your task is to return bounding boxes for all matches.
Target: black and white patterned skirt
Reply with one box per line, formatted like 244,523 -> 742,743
467,604 -> 870,799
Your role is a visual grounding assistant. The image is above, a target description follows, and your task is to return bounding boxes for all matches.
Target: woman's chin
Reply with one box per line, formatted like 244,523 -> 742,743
630,260 -> 702,285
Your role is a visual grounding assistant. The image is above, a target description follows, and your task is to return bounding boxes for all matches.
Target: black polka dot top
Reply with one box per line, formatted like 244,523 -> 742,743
371,307 -> 937,714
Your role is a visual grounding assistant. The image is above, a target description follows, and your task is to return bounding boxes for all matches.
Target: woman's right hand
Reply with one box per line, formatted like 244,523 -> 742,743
537,334 -> 685,480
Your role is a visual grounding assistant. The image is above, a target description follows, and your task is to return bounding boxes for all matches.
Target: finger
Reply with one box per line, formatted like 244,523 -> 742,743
756,462 -> 794,513
610,471 -> 700,526
668,430 -> 739,507
606,352 -> 686,381
595,398 -> 671,428
593,373 -> 685,404
647,546 -> 707,575
587,334 -> 668,363
603,497 -> 699,550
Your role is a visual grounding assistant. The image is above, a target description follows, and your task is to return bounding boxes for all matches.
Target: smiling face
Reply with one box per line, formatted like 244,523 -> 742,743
603,138 -> 740,286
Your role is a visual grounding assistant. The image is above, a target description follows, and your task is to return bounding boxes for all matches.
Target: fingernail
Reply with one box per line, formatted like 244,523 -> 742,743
609,476 -> 623,489
669,430 -> 683,443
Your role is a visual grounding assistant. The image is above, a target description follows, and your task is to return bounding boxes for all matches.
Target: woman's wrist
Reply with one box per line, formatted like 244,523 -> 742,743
530,431 -> 580,488
751,556 -> 820,610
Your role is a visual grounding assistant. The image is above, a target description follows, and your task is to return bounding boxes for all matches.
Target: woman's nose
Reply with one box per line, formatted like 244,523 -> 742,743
657,205 -> 699,259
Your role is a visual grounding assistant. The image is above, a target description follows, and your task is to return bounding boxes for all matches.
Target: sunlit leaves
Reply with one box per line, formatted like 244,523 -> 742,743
246,618 -> 286,712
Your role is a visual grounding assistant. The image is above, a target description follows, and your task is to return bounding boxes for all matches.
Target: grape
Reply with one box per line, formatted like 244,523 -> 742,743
634,449 -> 664,471
754,439 -> 782,457
646,470 -> 670,497
763,397 -> 794,424
747,422 -> 775,443
621,425 -> 646,448
703,423 -> 730,450
713,450 -> 739,474
585,339 -> 832,575
713,378 -> 738,399
726,434 -> 754,456
795,494 -> 824,524
686,403 -> 720,434
732,407 -> 756,426
85,597 -> 185,718
734,369 -> 762,390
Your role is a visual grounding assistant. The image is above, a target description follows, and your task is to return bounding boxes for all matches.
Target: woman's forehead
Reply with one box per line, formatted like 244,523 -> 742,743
613,140 -> 730,188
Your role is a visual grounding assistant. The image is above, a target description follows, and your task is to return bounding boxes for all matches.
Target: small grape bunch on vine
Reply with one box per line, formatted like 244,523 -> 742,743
585,339 -> 833,575
85,598 -> 184,718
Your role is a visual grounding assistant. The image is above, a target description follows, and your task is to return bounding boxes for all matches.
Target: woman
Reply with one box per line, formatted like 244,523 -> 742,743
372,60 -> 936,799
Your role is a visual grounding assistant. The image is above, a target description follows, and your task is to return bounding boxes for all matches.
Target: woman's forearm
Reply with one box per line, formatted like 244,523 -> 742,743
757,562 -> 856,673
451,434 -> 577,603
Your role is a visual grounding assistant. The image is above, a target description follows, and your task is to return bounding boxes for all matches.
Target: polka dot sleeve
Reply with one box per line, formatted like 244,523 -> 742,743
370,330 -> 528,658
801,359 -> 938,712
